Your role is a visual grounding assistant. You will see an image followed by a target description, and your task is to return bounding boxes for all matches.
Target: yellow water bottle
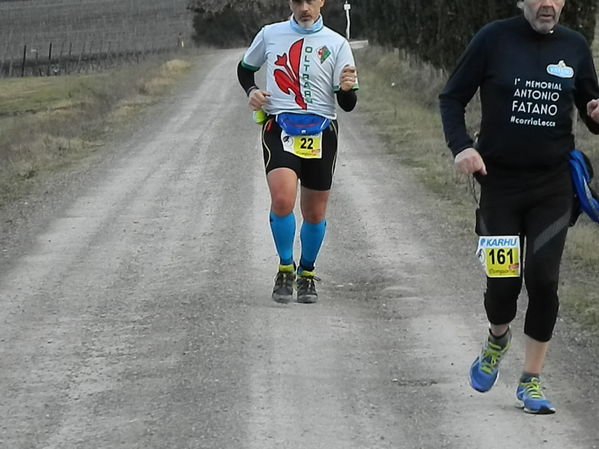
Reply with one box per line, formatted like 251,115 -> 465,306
253,109 -> 268,125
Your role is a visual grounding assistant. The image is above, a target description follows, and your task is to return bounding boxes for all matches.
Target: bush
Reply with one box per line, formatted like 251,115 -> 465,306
362,0 -> 597,70
188,0 -> 366,47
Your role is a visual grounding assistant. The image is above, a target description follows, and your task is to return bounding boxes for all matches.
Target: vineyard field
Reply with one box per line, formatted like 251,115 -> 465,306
0,0 -> 193,76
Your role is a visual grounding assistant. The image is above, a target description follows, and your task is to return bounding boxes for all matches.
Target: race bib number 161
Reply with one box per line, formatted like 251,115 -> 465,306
476,236 -> 521,278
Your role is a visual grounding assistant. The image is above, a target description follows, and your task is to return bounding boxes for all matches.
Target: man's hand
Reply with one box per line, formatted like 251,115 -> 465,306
339,65 -> 357,92
248,89 -> 271,111
587,99 -> 599,123
454,147 -> 487,175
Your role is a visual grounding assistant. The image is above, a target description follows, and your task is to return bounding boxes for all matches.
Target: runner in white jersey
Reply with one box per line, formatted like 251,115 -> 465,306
237,0 -> 359,304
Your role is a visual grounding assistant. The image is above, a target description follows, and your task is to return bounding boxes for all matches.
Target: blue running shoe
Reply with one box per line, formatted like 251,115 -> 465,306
516,377 -> 556,414
469,330 -> 511,392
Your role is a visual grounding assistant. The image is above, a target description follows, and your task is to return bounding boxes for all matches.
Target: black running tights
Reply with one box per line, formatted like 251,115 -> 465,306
476,170 -> 573,342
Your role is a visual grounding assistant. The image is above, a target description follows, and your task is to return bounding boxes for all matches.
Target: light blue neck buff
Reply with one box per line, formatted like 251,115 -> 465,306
289,14 -> 323,34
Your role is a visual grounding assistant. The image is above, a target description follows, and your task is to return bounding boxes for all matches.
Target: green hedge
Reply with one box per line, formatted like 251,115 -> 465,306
189,0 -> 366,47
362,0 -> 597,70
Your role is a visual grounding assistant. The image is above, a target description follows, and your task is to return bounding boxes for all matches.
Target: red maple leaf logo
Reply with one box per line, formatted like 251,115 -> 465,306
274,39 -> 307,109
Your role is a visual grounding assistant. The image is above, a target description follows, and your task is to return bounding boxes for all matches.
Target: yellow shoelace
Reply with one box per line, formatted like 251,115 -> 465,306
520,378 -> 545,399
480,341 -> 508,374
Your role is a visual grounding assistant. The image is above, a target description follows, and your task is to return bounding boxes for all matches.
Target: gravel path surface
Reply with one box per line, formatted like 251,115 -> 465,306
1,49 -> 598,449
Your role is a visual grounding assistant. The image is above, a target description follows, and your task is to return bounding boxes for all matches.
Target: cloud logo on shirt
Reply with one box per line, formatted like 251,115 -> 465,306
547,60 -> 574,79
274,39 -> 307,109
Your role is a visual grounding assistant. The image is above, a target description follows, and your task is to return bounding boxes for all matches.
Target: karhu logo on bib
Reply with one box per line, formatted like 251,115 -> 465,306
547,60 -> 574,79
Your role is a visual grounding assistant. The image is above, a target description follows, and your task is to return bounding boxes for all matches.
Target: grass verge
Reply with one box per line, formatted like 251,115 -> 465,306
354,45 -> 599,335
0,57 -> 193,207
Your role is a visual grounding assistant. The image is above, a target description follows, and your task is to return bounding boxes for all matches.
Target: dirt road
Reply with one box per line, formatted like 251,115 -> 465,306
1,49 -> 598,449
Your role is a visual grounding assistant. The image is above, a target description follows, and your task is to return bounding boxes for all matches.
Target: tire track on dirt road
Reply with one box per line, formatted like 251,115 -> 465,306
1,49 -> 598,449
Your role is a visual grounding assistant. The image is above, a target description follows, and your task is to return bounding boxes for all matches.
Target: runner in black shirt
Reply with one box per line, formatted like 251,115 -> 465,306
439,0 -> 599,414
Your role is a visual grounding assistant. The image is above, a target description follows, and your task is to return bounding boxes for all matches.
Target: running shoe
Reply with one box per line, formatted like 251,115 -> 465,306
516,377 -> 556,414
272,264 -> 295,304
296,269 -> 320,304
469,329 -> 511,392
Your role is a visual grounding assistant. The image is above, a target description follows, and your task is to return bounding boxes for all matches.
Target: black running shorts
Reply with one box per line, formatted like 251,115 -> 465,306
261,117 -> 338,191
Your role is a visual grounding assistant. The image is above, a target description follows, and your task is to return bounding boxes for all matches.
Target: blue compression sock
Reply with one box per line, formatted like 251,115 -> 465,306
299,219 -> 326,272
269,211 -> 296,266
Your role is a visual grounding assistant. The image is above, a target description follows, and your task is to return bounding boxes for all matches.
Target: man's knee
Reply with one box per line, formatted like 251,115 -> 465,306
302,210 -> 326,223
484,277 -> 522,324
524,298 -> 559,342
270,193 -> 295,215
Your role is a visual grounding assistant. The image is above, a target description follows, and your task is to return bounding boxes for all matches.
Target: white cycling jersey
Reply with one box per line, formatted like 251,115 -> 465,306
242,17 -> 358,120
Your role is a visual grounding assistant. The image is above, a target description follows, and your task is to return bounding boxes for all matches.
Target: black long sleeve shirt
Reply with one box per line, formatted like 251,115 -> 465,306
439,15 -> 599,171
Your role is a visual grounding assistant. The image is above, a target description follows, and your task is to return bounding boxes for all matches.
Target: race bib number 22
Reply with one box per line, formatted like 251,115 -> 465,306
281,132 -> 323,159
